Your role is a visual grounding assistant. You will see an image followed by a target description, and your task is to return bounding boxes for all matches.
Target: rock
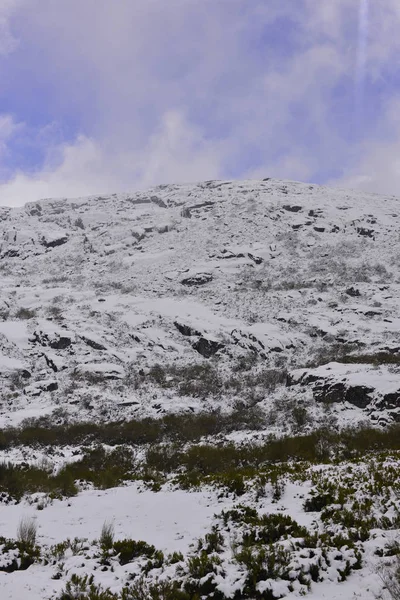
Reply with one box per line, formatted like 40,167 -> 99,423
75,362 -> 125,380
174,322 -> 202,337
24,379 -> 58,396
181,272 -> 213,286
40,233 -> 69,248
379,392 -> 400,410
308,377 -> 373,408
150,195 -> 167,208
192,337 -> 224,358
81,335 -> 107,351
283,205 -> 302,213
356,227 -> 374,239
32,330 -> 73,350
346,287 -> 360,297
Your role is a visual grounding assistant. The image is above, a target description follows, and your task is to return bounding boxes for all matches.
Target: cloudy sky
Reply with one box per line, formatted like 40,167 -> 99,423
1,0 -> 400,205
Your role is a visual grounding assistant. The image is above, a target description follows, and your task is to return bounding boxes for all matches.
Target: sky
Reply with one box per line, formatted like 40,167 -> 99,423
1,0 -> 400,205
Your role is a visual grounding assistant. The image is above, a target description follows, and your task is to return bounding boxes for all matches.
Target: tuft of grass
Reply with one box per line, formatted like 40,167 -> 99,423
17,516 -> 37,546
99,521 -> 114,550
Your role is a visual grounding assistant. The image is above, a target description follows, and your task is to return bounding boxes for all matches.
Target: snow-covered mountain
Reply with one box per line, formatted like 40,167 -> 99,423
3,178 -> 400,600
1,177 -> 400,429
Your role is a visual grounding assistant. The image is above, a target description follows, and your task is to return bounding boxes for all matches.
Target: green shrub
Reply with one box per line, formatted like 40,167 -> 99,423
112,539 -> 156,565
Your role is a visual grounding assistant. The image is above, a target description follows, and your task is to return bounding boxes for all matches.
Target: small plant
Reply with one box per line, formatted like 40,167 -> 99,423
17,516 -> 37,547
379,555 -> 400,599
100,521 -> 115,550
74,217 -> 85,229
58,574 -> 118,600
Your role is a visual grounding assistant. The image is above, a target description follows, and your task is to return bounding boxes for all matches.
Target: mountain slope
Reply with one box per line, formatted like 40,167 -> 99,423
1,178 -> 400,428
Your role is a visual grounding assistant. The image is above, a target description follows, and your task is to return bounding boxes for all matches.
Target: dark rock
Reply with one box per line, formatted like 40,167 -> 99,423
344,385 -> 374,408
45,381 -> 59,392
32,331 -> 72,349
44,354 -> 58,372
283,205 -> 302,213
356,227 -> 374,239
247,253 -> 263,265
49,336 -> 72,350
81,336 -> 107,351
41,235 -> 68,248
174,321 -> 202,337
380,392 -> 400,410
346,287 -> 361,297
150,195 -> 167,208
192,337 -> 224,358
181,272 -> 213,286
313,381 -> 374,408
1,248 -> 19,258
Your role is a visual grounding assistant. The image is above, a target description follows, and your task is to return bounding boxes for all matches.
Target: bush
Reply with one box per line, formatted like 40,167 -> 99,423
15,307 -> 36,320
112,539 -> 156,565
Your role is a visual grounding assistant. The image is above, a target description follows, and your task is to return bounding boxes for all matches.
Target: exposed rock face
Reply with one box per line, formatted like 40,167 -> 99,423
192,337 -> 224,358
80,336 -> 107,351
32,330 -> 73,350
40,233 -> 69,248
313,381 -> 374,409
346,287 -> 361,297
174,322 -> 202,337
289,363 -> 400,415
180,272 -> 213,286
24,380 -> 58,396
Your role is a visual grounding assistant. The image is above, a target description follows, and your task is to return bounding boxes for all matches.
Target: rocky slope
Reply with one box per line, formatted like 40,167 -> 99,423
1,178 -> 400,429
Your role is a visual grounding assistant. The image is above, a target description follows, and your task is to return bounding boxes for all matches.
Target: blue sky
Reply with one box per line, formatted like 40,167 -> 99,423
1,0 -> 400,205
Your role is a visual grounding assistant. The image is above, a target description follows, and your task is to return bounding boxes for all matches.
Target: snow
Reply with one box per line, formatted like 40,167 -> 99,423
1,178 -> 400,597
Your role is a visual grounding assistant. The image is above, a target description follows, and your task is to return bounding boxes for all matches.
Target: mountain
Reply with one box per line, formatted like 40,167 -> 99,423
1,179 -> 400,600
1,177 -> 400,429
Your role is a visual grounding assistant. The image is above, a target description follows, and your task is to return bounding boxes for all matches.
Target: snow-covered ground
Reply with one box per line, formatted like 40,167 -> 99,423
1,178 -> 400,598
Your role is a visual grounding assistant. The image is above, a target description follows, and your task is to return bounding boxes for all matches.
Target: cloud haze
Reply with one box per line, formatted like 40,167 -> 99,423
1,0 -> 400,204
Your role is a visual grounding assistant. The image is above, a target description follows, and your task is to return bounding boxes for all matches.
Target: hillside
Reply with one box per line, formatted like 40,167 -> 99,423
0,178 -> 400,429
1,179 -> 400,600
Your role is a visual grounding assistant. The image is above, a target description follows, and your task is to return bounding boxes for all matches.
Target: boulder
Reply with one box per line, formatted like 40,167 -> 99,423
181,272 -> 213,286
192,337 -> 224,358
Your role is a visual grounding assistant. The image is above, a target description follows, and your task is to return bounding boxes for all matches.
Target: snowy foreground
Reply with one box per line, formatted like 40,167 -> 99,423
0,460 -> 397,600
1,178 -> 400,598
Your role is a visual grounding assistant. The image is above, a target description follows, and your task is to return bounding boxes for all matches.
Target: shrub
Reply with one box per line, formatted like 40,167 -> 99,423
112,539 -> 156,565
15,307 -> 36,320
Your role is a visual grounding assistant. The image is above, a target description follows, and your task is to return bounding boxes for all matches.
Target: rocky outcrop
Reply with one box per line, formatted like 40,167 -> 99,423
32,330 -> 73,350
24,379 -> 58,396
192,337 -> 224,358
180,272 -> 213,286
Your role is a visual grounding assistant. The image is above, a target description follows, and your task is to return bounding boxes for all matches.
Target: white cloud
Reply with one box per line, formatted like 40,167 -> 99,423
0,0 -> 21,55
0,110 -> 227,205
2,0 -> 400,204
332,97 -> 400,196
